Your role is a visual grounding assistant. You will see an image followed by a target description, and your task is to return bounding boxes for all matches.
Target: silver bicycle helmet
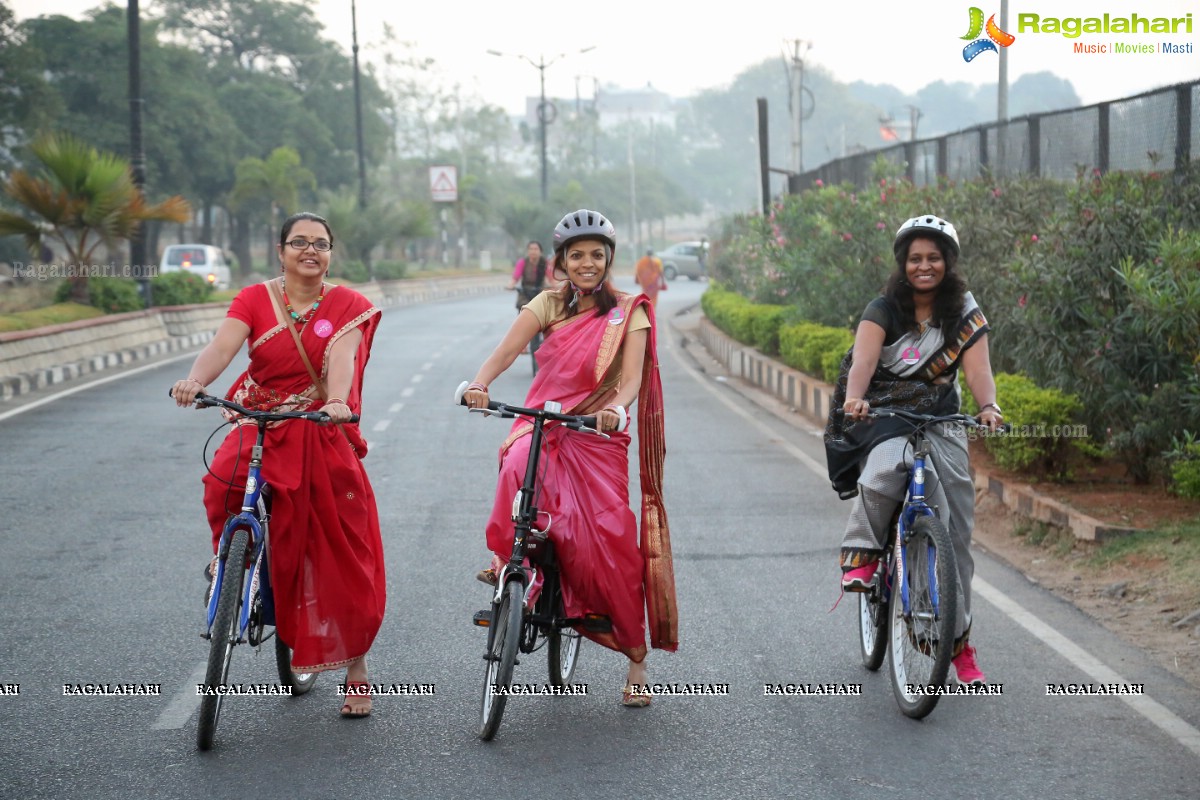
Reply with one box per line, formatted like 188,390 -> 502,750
553,209 -> 617,254
894,214 -> 960,258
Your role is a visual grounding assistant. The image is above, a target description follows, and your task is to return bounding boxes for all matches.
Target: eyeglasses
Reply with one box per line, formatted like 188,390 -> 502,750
286,238 -> 333,252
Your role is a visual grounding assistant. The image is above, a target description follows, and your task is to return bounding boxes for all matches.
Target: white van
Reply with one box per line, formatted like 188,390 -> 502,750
159,244 -> 232,290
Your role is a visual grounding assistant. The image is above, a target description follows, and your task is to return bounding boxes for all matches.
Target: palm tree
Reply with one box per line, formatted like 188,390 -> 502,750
0,132 -> 191,304
228,147 -> 316,272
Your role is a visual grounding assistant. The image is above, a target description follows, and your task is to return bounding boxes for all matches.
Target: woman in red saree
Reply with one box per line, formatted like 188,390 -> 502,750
464,209 -> 679,708
170,212 -> 385,718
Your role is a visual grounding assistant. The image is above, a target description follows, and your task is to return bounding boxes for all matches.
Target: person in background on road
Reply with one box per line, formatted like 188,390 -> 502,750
697,237 -> 708,278
823,214 -> 1003,686
170,211 -> 386,718
463,209 -> 679,707
634,248 -> 667,308
506,240 -> 548,312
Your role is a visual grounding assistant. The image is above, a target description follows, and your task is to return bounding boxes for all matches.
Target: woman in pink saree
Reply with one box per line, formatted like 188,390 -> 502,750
463,209 -> 678,707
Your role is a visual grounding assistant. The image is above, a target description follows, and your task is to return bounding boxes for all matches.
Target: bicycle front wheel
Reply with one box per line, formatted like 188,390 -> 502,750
887,515 -> 958,719
479,580 -> 523,741
547,599 -> 582,688
197,529 -> 249,750
275,636 -> 318,696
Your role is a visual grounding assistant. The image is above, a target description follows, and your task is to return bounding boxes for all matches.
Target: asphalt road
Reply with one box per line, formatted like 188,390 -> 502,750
1,276 -> 1198,799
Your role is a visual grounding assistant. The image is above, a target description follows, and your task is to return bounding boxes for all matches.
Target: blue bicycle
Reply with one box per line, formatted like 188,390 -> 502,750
175,391 -> 357,750
854,408 -> 1001,718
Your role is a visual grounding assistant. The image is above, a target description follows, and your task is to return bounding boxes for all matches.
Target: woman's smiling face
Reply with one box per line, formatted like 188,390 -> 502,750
563,238 -> 607,289
904,237 -> 945,294
278,219 -> 332,280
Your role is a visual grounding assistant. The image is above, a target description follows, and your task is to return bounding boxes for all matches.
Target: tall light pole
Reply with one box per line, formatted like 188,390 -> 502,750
488,47 -> 595,202
997,0 -> 1010,122
127,0 -> 151,305
784,39 -> 813,174
350,0 -> 372,279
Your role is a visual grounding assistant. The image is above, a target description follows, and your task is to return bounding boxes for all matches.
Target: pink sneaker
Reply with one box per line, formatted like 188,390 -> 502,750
953,644 -> 986,687
841,561 -> 878,593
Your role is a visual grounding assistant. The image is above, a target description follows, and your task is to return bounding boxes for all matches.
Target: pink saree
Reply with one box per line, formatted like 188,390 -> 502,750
484,292 -> 679,661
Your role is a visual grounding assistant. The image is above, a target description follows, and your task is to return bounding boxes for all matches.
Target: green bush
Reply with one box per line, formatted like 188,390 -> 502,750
55,277 -> 144,313
747,304 -> 788,354
780,322 -> 853,380
335,259 -> 370,284
1169,443 -> 1200,500
374,260 -> 408,280
963,372 -> 1084,479
150,271 -> 213,306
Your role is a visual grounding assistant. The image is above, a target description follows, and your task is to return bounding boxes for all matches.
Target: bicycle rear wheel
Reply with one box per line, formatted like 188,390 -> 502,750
275,636 -> 318,696
197,529 -> 249,750
479,580 -> 523,741
858,560 -> 888,671
547,580 -> 581,687
888,515 -> 958,719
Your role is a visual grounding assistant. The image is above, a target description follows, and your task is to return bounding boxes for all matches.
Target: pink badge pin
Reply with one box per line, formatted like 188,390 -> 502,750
608,307 -> 625,325
901,346 -> 921,365
313,319 -> 333,338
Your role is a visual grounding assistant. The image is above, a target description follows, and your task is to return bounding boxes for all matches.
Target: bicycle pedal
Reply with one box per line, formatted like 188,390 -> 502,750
473,609 -> 492,627
581,614 -> 612,633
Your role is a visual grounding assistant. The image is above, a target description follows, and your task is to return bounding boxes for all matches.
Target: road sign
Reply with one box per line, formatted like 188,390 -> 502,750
429,165 -> 458,202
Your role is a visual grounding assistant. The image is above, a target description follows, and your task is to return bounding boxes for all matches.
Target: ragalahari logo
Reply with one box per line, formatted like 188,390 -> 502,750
961,7 -> 1016,61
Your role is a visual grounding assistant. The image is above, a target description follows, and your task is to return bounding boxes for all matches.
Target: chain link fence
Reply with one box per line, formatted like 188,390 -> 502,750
791,79 -> 1197,191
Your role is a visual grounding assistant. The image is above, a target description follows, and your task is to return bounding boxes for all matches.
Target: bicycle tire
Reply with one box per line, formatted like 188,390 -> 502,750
275,636 -> 318,696
197,528 -> 249,750
887,515 -> 958,719
547,580 -> 582,686
858,562 -> 888,671
479,580 -> 523,741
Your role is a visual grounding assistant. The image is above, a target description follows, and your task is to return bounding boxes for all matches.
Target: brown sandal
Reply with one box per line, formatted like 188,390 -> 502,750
340,681 -> 373,718
621,685 -> 652,708
476,567 -> 498,586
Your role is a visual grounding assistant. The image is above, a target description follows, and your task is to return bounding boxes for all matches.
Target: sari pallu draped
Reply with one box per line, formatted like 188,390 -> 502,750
485,292 -> 678,661
203,283 -> 385,673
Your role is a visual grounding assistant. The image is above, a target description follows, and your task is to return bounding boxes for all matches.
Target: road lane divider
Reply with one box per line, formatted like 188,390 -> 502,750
151,662 -> 206,730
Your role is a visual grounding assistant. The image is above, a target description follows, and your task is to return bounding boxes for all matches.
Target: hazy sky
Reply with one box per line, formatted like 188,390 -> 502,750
11,0 -> 1200,113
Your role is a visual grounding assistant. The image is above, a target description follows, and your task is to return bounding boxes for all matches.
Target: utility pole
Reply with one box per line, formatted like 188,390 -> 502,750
627,112 -> 638,259
351,0 -> 372,279
786,39 -> 812,174
127,0 -> 151,305
997,0 -> 1010,123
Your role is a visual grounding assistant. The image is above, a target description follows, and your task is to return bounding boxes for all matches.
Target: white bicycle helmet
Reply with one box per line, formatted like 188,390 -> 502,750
553,209 -> 617,254
894,214 -> 960,258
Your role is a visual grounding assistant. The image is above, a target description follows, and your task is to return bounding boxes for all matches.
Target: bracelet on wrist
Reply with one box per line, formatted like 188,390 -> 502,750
980,402 -> 1002,415
186,377 -> 204,385
468,382 -> 488,392
326,398 -> 347,406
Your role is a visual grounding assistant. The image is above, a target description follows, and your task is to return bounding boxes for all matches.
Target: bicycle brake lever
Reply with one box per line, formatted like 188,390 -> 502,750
468,407 -> 506,418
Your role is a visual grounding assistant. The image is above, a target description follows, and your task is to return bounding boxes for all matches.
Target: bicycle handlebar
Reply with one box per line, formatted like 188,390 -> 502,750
168,389 -> 360,424
867,407 -> 1012,433
453,380 -> 603,434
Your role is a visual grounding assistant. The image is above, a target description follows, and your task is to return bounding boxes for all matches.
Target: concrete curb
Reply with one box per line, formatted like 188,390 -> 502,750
0,274 -> 507,404
690,313 -> 1142,542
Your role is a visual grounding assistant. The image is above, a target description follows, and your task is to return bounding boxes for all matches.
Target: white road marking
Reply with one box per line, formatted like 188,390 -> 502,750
411,374 -> 424,383
401,387 -> 414,398
388,403 -> 404,413
373,419 -> 391,432
666,321 -> 1200,759
0,352 -> 196,423
421,362 -> 433,371
151,661 -> 207,730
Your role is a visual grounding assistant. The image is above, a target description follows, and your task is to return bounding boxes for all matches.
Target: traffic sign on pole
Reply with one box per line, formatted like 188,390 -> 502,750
429,165 -> 458,202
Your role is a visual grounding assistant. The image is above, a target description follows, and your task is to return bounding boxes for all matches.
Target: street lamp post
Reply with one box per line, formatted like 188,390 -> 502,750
127,0 -> 151,305
488,47 -> 595,203
350,0 -> 372,280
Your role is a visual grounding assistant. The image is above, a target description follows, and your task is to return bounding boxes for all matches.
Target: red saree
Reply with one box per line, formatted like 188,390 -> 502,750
485,292 -> 679,661
203,282 -> 385,672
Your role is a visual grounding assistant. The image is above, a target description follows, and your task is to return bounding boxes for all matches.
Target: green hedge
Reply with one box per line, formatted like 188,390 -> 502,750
780,322 -> 854,382
701,286 -> 788,355
150,272 -> 214,306
1170,443 -> 1200,500
55,277 -> 144,313
962,372 -> 1085,478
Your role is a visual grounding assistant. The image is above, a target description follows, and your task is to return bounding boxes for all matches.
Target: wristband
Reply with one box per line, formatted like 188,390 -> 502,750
468,382 -> 488,392
980,402 -> 1002,415
326,398 -> 347,406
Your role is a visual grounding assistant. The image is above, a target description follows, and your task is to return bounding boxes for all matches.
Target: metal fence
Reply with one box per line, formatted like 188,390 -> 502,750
790,79 -> 1198,192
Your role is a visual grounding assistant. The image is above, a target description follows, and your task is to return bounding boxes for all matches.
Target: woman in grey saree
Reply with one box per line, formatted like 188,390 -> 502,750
823,214 -> 1003,685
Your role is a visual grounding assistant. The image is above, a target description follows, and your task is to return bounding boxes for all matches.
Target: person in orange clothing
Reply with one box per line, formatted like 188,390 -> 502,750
634,249 -> 667,307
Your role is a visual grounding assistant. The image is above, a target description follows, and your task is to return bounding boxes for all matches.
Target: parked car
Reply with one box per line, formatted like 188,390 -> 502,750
159,244 -> 232,290
658,241 -> 708,281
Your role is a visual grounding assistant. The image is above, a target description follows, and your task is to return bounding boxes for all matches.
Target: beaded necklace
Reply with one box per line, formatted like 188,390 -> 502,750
280,277 -> 325,325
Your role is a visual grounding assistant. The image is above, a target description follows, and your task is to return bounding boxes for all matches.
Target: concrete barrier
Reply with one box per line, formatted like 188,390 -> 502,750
0,274 -> 507,402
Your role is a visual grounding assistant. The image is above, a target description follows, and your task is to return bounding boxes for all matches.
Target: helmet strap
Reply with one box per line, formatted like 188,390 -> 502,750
566,278 -> 606,309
